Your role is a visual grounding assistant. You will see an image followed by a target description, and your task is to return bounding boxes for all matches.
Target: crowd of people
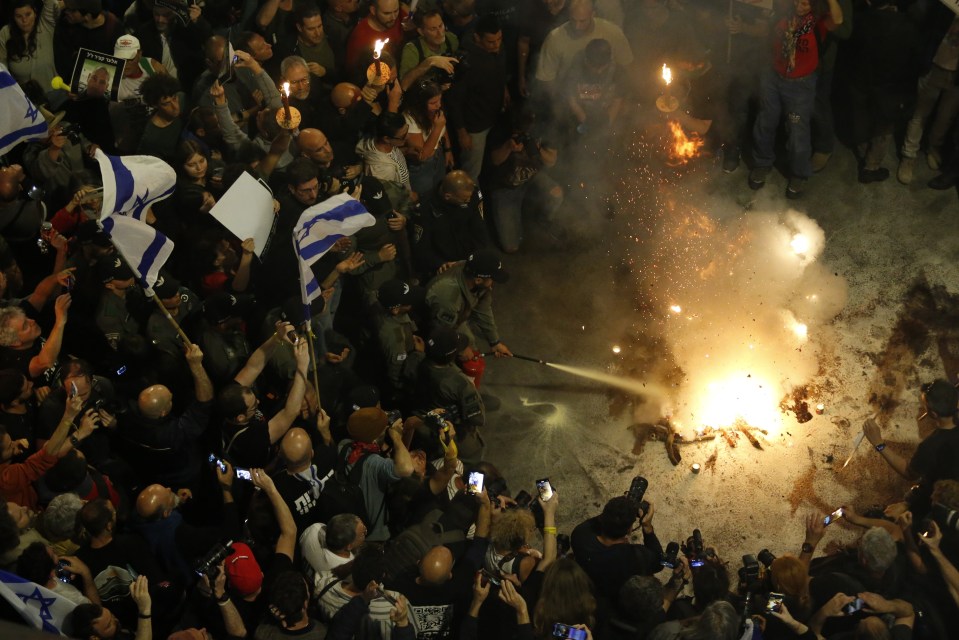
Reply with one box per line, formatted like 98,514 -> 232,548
0,0 -> 957,638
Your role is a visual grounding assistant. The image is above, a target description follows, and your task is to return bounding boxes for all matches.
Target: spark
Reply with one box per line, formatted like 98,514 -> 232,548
790,233 -> 810,255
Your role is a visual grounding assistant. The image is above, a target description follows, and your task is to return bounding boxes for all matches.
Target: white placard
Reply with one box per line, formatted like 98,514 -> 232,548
210,172 -> 276,259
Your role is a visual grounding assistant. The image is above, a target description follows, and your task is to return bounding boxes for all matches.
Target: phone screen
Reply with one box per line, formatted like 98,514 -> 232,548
467,471 -> 484,495
536,478 -> 553,501
766,593 -> 784,613
235,467 -> 252,481
823,507 -> 844,526
208,453 -> 227,473
843,597 -> 864,615
552,624 -> 587,640
70,381 -> 78,398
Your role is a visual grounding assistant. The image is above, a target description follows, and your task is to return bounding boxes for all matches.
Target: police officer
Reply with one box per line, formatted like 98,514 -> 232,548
146,271 -> 201,385
95,256 -> 148,360
374,279 -> 425,400
414,326 -> 485,464
198,291 -> 254,385
425,249 -> 513,358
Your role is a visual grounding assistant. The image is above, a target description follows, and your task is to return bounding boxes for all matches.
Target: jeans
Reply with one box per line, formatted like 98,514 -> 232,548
902,65 -> 959,159
811,64 -> 836,155
752,68 -> 817,179
490,172 -> 563,252
458,128 -> 491,182
408,151 -> 447,202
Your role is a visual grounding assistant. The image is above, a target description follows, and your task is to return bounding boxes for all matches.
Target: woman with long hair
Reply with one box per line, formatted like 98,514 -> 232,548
0,0 -> 59,91
400,79 -> 452,200
532,558 -> 598,639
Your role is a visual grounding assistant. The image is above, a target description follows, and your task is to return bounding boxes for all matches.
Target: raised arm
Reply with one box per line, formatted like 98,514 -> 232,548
266,339 -> 310,443
234,321 -> 291,387
252,468 -> 297,560
30,294 -> 70,378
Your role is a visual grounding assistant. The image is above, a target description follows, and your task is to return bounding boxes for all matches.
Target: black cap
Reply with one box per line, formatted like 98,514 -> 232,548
97,256 -> 134,284
347,384 -> 380,412
426,327 -> 468,363
464,249 -> 509,283
204,292 -> 254,324
76,220 -> 112,247
359,175 -> 393,217
378,279 -> 424,309
152,271 -> 180,299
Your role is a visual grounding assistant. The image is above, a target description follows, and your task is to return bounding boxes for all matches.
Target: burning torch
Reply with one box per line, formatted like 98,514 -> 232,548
656,63 -> 679,113
367,38 -> 392,86
276,81 -> 301,130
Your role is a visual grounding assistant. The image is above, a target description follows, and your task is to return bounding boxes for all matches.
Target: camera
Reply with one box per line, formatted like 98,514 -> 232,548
661,541 -> 680,568
431,50 -> 469,85
59,123 -> 82,145
423,409 -> 452,433
194,540 -> 234,579
681,529 -> 705,568
757,549 -> 776,568
930,502 -> 959,532
625,476 -> 650,517
738,554 -> 761,589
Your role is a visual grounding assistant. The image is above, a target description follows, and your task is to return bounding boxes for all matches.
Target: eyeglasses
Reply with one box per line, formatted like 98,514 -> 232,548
290,78 -> 311,86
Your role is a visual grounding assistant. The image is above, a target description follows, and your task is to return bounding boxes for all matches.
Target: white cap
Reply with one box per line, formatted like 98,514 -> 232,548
114,35 -> 141,60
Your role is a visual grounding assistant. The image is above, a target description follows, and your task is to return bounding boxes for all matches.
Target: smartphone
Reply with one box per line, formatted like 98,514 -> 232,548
627,476 -> 648,504
386,409 -> 402,425
467,471 -> 484,495
479,567 -> 501,586
79,187 -> 104,204
536,478 -> 553,502
766,592 -> 785,613
843,597 -> 864,615
823,507 -> 845,526
208,453 -> 228,473
287,329 -> 299,345
552,623 -> 588,640
690,557 -> 705,568
235,467 -> 252,481
56,559 -> 70,583
373,588 -> 397,605
70,381 -> 79,398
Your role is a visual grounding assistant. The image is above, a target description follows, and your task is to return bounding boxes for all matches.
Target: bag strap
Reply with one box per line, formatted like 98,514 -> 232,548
317,576 -> 344,600
222,424 -> 252,458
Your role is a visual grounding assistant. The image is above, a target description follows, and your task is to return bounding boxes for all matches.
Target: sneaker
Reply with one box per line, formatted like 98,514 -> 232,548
928,171 -> 959,190
785,177 -> 806,199
748,166 -> 771,190
858,167 -> 890,184
928,148 -> 943,171
897,157 -> 915,185
722,146 -> 740,173
811,152 -> 832,173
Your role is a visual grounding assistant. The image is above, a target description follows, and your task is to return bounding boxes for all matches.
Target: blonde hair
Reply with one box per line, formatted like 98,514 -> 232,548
490,508 -> 535,554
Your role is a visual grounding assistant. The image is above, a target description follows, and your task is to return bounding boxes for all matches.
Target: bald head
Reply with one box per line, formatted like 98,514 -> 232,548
204,35 -> 227,69
440,170 -> 476,206
418,546 -> 453,585
298,128 -> 334,167
331,83 -> 361,110
569,0 -> 594,31
136,484 -> 175,520
138,384 -> 173,419
281,427 -> 313,471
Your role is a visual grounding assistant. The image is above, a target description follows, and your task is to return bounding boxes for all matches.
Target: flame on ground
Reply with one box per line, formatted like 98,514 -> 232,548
667,120 -> 704,165
672,373 -> 784,437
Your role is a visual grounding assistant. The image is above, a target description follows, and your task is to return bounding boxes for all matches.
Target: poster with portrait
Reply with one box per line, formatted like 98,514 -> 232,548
70,48 -> 123,102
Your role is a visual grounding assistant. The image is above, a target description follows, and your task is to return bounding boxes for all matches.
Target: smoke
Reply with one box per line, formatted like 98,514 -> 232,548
634,204 -> 848,436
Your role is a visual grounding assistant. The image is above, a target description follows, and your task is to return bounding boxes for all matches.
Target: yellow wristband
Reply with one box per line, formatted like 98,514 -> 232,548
543,526 -> 557,535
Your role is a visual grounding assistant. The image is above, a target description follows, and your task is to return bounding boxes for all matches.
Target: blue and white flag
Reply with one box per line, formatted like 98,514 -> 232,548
0,570 -> 77,636
94,148 -> 176,221
101,214 -> 174,294
0,66 -> 48,156
293,193 -> 375,309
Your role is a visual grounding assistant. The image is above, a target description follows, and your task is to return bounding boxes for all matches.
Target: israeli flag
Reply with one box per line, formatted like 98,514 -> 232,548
94,148 -> 176,221
101,214 -> 175,294
0,570 -> 77,636
293,193 -> 375,309
0,66 -> 48,156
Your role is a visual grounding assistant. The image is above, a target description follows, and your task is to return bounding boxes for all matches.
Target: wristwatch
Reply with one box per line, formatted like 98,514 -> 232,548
801,542 -> 815,554
875,442 -> 887,452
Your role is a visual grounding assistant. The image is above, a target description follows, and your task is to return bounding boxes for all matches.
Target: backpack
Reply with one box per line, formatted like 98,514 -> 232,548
316,445 -> 375,526
383,509 -> 466,579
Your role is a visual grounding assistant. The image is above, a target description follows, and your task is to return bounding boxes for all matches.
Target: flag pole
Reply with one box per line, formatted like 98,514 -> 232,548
106,238 -> 193,347
304,317 -> 323,413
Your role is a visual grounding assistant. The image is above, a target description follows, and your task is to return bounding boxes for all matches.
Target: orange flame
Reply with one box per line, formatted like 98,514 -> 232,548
661,63 -> 672,86
282,82 -> 290,97
667,120 -> 703,165
373,38 -> 389,59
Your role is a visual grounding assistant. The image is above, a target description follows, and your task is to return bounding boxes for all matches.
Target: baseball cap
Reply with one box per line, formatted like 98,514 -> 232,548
97,256 -> 134,284
348,385 -> 380,412
114,35 -> 141,60
204,292 -> 254,324
425,327 -> 468,363
464,249 -> 509,283
359,176 -> 393,217
152,271 -> 180,299
377,279 -> 423,310
76,220 -> 112,247
224,543 -> 263,597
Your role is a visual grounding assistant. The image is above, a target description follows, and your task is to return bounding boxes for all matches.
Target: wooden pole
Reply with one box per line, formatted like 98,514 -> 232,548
150,293 -> 193,347
305,319 -> 322,413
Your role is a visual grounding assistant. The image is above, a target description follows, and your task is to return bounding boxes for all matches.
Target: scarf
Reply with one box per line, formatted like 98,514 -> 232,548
780,13 -> 817,74
347,441 -> 381,464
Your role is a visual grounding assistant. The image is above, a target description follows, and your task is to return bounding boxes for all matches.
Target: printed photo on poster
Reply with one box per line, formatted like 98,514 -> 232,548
70,48 -> 123,101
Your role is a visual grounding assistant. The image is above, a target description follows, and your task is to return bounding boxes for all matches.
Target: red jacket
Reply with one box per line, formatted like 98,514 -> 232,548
0,448 -> 58,509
